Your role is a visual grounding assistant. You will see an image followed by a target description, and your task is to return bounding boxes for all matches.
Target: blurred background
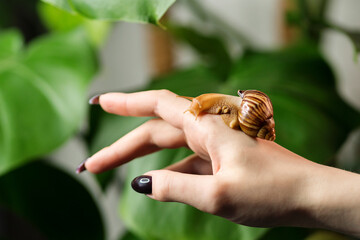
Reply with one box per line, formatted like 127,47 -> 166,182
0,0 -> 359,239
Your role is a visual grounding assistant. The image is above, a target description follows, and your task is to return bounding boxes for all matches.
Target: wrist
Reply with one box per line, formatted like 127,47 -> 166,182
296,163 -> 360,237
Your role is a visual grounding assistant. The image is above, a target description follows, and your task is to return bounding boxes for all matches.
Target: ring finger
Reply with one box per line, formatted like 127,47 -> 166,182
85,118 -> 186,173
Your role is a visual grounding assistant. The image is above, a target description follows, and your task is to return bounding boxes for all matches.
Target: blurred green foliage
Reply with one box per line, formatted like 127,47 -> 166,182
37,2 -> 110,47
0,0 -> 360,239
0,29 -> 97,175
42,0 -> 176,25
168,25 -> 233,79
0,161 -> 105,239
223,46 -> 359,162
305,231 -> 355,240
0,0 -> 46,42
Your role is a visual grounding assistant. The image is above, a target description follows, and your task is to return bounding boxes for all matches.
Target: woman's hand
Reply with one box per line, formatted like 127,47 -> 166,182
79,90 -> 360,237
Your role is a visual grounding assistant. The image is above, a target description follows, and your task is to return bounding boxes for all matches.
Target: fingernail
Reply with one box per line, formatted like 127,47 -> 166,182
131,175 -> 152,194
76,159 -> 87,174
89,94 -> 100,105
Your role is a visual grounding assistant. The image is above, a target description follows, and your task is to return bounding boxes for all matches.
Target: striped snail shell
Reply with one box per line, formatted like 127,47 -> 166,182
237,90 -> 276,141
179,90 -> 276,141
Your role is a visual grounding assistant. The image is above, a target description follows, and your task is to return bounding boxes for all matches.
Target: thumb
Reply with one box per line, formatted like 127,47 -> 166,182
131,170 -> 220,214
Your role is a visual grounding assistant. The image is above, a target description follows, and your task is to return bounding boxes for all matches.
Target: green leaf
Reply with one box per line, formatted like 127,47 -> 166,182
343,30 -> 360,57
223,44 -> 359,163
0,1 -> 11,28
258,227 -> 311,240
168,25 -> 232,79
0,205 -> 46,239
0,161 -> 104,239
94,169 -> 116,191
120,231 -> 145,240
305,231 -> 352,240
148,65 -> 221,95
43,0 -> 74,12
304,0 -> 328,21
0,29 -> 97,175
38,2 -> 111,47
322,22 -> 360,57
0,30 -> 23,60
41,0 -> 176,25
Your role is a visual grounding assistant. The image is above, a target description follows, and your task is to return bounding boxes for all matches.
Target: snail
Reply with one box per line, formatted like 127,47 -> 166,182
179,90 -> 276,141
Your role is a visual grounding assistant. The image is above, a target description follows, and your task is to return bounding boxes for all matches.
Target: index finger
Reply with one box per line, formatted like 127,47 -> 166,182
98,90 -> 188,129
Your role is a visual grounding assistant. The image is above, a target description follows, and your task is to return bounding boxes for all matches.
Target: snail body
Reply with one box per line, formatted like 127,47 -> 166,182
179,90 -> 276,141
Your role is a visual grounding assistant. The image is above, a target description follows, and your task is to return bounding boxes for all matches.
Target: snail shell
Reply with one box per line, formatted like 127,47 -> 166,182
179,90 -> 276,141
237,90 -> 275,141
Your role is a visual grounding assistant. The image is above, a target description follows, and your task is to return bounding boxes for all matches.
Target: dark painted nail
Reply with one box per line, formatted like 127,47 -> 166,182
89,95 -> 100,105
131,175 -> 152,194
76,159 -> 87,174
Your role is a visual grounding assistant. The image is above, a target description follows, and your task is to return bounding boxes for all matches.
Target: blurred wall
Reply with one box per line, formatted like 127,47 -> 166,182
323,0 -> 360,110
50,1 -> 360,239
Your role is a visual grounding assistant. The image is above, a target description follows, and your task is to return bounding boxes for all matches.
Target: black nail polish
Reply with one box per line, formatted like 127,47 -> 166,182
75,159 -> 87,174
131,175 -> 152,194
89,95 -> 100,105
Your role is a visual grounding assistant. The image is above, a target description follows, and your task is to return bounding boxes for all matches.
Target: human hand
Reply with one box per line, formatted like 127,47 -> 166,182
78,90 -> 360,237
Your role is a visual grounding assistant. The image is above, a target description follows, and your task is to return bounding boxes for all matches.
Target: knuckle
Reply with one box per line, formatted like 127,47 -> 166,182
151,89 -> 175,116
144,118 -> 160,129
156,89 -> 173,96
141,119 -> 162,144
204,127 -> 218,147
152,170 -> 172,202
204,179 -> 229,215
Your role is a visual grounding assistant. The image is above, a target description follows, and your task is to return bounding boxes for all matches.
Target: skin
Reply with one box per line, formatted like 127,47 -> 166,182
84,90 -> 360,237
179,93 -> 242,130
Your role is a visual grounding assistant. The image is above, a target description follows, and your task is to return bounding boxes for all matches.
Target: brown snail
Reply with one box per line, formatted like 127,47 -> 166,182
179,90 -> 276,141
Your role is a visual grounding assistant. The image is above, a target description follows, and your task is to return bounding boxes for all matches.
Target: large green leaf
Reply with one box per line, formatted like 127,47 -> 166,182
0,30 -> 22,60
0,29 -> 97,175
168,25 -> 232,79
148,65 -> 221,95
0,161 -> 104,239
258,227 -> 311,240
305,231 -> 352,240
41,0 -> 176,25
38,2 -> 111,47
120,231 -> 145,240
223,44 -> 360,163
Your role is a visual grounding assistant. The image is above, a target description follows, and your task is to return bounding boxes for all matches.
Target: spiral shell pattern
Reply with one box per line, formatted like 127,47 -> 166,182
238,90 -> 276,141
